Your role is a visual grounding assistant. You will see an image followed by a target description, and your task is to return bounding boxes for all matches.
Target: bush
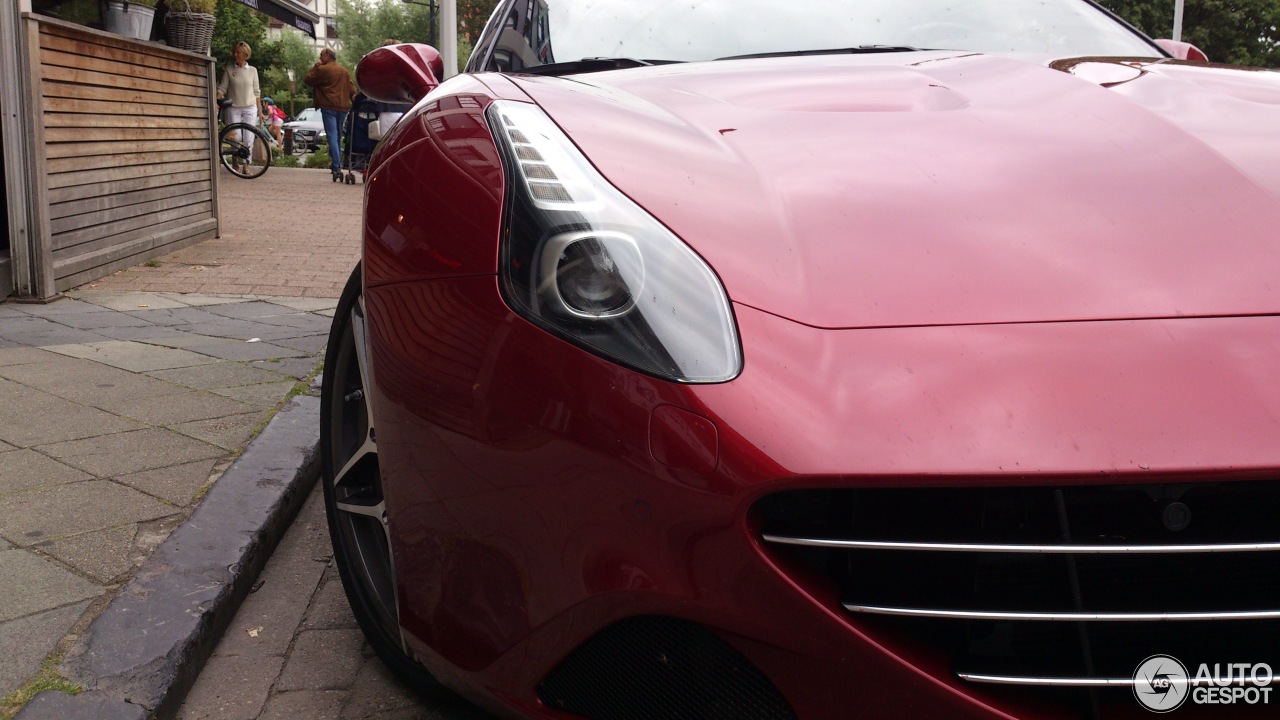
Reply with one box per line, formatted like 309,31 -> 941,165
305,148 -> 333,169
273,153 -> 301,168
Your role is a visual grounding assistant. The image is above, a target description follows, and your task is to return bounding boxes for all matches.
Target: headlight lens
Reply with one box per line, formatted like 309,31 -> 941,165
489,100 -> 741,383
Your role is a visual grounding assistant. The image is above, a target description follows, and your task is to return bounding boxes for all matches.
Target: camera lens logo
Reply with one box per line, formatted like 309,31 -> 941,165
1135,655 -> 1190,712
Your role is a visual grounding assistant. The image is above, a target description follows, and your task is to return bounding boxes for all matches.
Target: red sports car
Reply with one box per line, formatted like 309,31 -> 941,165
320,2 -> 1280,718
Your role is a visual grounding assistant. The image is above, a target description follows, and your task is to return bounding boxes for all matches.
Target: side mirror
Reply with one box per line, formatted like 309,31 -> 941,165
356,43 -> 444,104
1154,39 -> 1209,62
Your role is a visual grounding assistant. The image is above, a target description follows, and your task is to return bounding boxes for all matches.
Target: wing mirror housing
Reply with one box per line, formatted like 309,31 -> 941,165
356,43 -> 444,104
1154,39 -> 1209,62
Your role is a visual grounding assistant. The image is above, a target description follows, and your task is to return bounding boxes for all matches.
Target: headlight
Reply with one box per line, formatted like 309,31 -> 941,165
488,100 -> 741,383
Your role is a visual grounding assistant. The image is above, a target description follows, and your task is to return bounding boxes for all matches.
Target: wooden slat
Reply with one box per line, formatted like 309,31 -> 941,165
47,160 -> 211,189
47,148 -> 210,174
54,218 -> 218,287
46,139 -> 209,160
48,171 -> 209,205
37,20 -> 209,70
42,81 -> 207,109
41,64 -> 204,98
43,96 -> 209,118
53,201 -> 212,251
45,127 -> 209,143
40,33 -> 199,77
52,190 -> 212,234
50,180 -> 211,220
40,48 -> 206,90
44,113 -> 208,130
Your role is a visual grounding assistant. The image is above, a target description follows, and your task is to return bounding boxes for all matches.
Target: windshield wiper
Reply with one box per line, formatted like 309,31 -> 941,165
715,46 -> 931,61
520,57 -> 683,77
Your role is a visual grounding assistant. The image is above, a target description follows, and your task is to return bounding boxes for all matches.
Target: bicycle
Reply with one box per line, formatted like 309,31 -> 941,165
217,98 -> 273,179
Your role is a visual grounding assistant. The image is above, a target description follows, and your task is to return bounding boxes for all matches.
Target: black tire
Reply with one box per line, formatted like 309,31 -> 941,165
218,122 -> 272,179
321,264 -> 446,695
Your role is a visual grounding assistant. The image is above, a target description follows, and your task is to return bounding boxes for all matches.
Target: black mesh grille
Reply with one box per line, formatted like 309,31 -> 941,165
757,481 -> 1280,718
537,616 -> 797,720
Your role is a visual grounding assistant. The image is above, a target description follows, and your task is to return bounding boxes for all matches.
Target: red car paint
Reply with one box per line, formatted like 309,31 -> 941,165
358,48 -> 1280,720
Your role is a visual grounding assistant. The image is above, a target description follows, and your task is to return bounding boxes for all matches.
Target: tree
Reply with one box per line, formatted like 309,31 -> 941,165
334,0 -> 436,68
1097,0 -> 1280,67
211,0 -> 268,71
459,0 -> 500,46
259,28 -> 318,114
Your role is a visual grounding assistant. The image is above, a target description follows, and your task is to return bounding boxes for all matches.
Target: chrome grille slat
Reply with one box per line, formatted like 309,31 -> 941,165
958,673 -> 1279,688
762,534 -> 1280,554
844,604 -> 1280,622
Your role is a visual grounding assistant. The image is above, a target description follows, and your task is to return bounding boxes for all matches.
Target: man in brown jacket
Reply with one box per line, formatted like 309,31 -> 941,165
305,48 -> 356,179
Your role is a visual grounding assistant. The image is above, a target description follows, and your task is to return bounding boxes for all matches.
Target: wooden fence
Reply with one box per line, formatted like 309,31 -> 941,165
23,14 -> 219,294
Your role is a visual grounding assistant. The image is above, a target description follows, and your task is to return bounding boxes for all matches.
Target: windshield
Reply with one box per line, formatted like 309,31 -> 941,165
476,0 -> 1160,72
295,109 -> 321,123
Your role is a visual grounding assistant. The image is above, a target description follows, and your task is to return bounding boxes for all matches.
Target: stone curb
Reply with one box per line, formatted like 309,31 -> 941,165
18,395 -> 322,720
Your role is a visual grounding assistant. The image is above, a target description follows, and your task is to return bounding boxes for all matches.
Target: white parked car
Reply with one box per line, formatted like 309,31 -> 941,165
283,107 -> 324,152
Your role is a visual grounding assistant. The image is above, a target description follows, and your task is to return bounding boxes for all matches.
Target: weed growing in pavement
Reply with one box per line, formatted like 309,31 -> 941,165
144,259 -> 161,268
0,654 -> 82,720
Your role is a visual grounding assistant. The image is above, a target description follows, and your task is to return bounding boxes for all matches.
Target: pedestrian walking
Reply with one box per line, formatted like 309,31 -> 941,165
304,48 -> 356,182
216,41 -> 261,168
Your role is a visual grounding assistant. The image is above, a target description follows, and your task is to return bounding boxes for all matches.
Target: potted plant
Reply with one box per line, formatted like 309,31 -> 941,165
164,0 -> 216,54
104,0 -> 159,41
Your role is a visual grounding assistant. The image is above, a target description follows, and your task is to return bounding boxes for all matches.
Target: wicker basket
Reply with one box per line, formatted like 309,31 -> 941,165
164,0 -> 215,55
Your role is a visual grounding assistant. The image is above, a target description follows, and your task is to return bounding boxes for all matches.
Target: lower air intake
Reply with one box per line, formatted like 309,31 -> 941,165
537,616 -> 796,720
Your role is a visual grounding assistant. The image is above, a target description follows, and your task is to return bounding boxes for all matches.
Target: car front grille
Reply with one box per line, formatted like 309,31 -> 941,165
755,481 -> 1280,717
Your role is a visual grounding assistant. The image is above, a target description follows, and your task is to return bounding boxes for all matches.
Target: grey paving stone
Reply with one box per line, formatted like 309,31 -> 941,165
211,381 -> 300,409
14,690 -> 147,720
153,293 -> 253,307
0,378 -> 147,448
116,459 -> 219,507
88,326 -> 208,344
0,354 -> 189,407
341,659 -> 422,719
175,653 -> 285,720
43,340 -> 218,372
185,340 -> 310,363
302,569 -> 358,632
0,601 -> 90,696
109,390 -> 257,427
0,449 -> 92,494
171,317 -> 318,342
39,312 -> 156,330
258,690 -> 346,720
73,292 -> 189,312
0,439 -> 15,452
0,549 -> 100,621
121,306 -> 228,327
200,301 -> 299,320
221,492 -> 330,657
274,629 -> 366,692
10,298 -> 112,316
170,411 -> 273,450
269,334 -> 328,355
316,308 -> 336,318
37,428 -> 225,478
40,525 -> 139,584
247,314 -> 333,334
145,363 -> 291,390
269,298 -> 340,313
0,481 -> 177,547
0,338 -> 18,349
0,316 -> 109,346
0,347 -> 54,367
250,358 -> 321,380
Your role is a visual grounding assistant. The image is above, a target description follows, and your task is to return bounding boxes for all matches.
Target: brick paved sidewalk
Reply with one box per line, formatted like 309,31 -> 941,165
84,168 -> 362,299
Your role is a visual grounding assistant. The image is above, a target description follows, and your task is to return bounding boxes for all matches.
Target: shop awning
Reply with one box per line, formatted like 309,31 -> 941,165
229,0 -> 319,38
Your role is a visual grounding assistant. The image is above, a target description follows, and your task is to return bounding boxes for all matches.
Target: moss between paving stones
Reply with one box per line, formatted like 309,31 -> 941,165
0,655 -> 81,720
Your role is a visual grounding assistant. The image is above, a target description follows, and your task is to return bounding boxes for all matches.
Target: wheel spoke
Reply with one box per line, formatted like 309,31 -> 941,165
333,435 -> 376,492
335,496 -> 385,521
351,297 -> 375,432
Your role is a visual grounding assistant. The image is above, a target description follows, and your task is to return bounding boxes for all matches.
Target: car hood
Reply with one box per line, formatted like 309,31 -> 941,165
509,53 -> 1280,328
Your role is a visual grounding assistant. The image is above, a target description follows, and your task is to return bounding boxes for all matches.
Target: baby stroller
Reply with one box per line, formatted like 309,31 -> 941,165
338,93 -> 413,184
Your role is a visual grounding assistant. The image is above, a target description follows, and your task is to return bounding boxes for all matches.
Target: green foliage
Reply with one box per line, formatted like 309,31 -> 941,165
329,0 -> 498,73
127,0 -> 159,8
274,152 -> 302,168
334,0 -> 436,69
260,29 -> 319,109
1098,0 -> 1280,67
166,0 -> 215,13
211,0 -> 267,71
305,147 -> 333,169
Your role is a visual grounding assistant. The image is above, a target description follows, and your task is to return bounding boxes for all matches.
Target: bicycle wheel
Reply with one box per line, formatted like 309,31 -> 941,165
218,122 -> 272,179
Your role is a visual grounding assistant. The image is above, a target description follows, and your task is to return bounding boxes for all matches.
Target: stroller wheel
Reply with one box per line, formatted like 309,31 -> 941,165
346,174 -> 355,185
332,169 -> 342,183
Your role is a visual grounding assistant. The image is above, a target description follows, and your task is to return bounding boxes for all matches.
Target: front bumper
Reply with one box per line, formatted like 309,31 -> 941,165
364,275 -> 1280,720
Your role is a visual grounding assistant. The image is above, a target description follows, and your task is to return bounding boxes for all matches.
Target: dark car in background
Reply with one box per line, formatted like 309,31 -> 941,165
321,1 -> 1280,718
